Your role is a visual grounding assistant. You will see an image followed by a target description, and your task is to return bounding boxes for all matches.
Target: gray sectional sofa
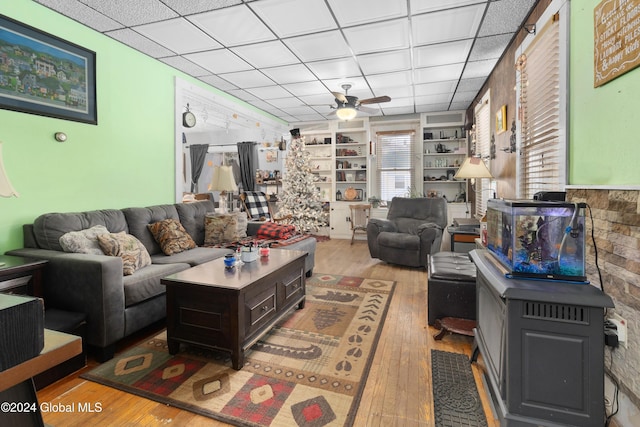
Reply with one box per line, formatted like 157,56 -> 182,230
7,200 -> 316,361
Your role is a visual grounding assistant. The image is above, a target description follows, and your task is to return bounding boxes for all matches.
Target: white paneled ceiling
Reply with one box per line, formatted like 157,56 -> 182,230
34,0 -> 538,122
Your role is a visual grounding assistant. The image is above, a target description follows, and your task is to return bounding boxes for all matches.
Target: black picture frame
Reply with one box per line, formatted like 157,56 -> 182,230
0,14 -> 97,124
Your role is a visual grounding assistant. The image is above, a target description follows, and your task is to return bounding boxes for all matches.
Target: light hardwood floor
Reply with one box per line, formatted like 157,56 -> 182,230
37,238 -> 499,426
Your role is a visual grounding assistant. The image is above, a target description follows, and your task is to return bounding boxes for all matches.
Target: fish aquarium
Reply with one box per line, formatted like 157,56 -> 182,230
486,199 -> 587,282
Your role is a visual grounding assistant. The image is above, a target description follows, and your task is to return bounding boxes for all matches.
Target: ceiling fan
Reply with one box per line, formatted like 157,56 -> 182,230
329,84 -> 391,120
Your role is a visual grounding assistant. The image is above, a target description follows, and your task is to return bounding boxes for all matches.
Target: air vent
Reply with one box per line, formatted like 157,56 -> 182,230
523,302 -> 588,324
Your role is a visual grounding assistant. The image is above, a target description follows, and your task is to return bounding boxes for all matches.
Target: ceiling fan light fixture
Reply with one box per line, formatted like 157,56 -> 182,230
336,105 -> 357,121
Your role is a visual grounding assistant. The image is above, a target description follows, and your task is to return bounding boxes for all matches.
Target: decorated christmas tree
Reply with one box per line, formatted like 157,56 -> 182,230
278,131 -> 328,232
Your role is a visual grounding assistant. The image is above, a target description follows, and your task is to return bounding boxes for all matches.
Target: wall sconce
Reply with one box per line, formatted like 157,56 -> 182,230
0,141 -> 18,197
54,132 -> 67,142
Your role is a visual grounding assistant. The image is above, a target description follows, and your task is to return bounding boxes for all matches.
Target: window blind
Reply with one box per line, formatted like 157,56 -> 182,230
376,130 -> 415,202
518,14 -> 563,199
474,98 -> 491,217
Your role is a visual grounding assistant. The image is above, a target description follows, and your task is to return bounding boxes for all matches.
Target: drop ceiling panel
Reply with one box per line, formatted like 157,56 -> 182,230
328,0 -> 407,26
249,0 -> 337,38
231,41 -> 299,68
34,0 -> 538,121
260,64 -> 317,85
469,34 -> 513,61
184,49 -> 252,74
161,0 -> 243,15
219,70 -> 274,88
343,19 -> 410,55
412,4 -> 485,45
161,56 -> 212,77
410,0 -> 487,14
81,0 -> 178,26
478,0 -> 537,37
283,81 -> 329,97
105,29 -> 176,58
414,81 -> 459,96
306,58 -> 361,81
414,39 -> 474,68
188,5 -> 275,46
414,63 -> 465,85
358,50 -> 412,75
35,0 -> 124,32
246,85 -> 292,100
134,18 -> 222,55
284,31 -> 352,62
366,71 -> 413,90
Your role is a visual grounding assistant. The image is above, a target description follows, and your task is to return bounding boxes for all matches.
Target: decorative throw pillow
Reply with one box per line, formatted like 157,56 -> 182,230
59,225 -> 110,255
204,212 -> 247,245
97,232 -> 152,275
147,218 -> 196,256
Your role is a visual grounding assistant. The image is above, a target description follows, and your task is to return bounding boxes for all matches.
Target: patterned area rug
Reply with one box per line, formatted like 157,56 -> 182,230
431,350 -> 488,427
82,274 -> 394,426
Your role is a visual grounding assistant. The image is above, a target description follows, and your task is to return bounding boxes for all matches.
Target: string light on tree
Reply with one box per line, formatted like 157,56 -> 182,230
278,129 -> 328,232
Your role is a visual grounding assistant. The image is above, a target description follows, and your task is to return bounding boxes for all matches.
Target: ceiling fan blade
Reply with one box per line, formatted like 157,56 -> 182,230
358,95 -> 391,105
357,105 -> 379,114
331,91 -> 347,103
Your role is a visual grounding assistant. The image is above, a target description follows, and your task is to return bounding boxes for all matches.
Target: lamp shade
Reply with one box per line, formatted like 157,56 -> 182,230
336,106 -> 357,121
209,165 -> 238,192
454,157 -> 493,180
0,142 -> 18,198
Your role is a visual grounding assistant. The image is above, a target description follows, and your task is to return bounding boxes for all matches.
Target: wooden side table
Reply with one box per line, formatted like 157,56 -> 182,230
0,329 -> 82,427
0,255 -> 48,297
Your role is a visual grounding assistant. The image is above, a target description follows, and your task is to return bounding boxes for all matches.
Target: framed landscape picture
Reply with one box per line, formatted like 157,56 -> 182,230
0,15 -> 97,124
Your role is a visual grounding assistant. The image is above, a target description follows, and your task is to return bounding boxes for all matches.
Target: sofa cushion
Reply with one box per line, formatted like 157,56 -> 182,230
378,231 -> 420,250
122,205 -> 180,255
59,225 -> 110,255
97,232 -> 152,275
242,191 -> 271,220
175,200 -> 215,246
33,210 -> 128,251
150,246 -> 232,267
147,219 -> 196,255
204,212 -> 247,245
123,262 -> 190,307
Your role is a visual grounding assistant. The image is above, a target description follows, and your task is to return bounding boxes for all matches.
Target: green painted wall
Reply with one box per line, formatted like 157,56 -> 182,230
570,0 -> 640,185
0,0 -> 281,254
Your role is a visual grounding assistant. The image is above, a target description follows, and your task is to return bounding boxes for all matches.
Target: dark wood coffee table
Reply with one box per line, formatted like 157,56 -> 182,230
161,249 -> 307,370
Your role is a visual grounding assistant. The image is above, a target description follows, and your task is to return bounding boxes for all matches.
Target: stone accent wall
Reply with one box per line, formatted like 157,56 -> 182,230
567,189 -> 640,410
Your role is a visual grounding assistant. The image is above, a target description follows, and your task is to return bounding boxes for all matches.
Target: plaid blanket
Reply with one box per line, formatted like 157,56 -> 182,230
256,222 -> 297,240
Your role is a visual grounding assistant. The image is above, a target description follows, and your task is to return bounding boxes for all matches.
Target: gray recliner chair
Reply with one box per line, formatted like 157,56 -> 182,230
367,197 -> 447,268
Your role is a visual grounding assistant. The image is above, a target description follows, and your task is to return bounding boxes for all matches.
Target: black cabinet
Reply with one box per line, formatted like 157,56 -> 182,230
470,249 -> 614,427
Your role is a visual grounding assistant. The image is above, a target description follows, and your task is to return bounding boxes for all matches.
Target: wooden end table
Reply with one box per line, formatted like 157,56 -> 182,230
0,255 -> 47,296
161,249 -> 307,370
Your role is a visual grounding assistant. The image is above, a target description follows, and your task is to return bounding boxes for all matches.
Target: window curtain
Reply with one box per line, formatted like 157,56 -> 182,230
189,144 -> 209,193
237,141 -> 256,191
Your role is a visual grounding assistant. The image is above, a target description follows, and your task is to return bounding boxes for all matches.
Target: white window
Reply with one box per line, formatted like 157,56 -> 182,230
473,92 -> 492,217
516,0 -> 568,199
376,130 -> 415,202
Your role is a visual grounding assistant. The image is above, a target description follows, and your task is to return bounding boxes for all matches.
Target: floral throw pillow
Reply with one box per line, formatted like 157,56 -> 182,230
97,231 -> 152,275
59,225 -> 109,255
147,219 -> 197,256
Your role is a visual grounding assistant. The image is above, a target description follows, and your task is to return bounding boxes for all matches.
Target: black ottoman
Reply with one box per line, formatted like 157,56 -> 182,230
427,252 -> 477,326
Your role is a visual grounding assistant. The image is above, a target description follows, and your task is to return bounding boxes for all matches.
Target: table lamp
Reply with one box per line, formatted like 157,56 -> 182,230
209,165 -> 237,213
0,142 -> 18,198
454,156 -> 493,189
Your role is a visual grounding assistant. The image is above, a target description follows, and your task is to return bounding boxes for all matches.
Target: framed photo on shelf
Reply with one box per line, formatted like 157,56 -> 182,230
355,170 -> 366,181
355,189 -> 364,201
0,14 -> 97,124
495,105 -> 507,134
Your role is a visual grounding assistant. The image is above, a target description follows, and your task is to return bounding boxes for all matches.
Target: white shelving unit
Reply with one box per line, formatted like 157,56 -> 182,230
296,119 -> 370,239
420,111 -> 471,245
